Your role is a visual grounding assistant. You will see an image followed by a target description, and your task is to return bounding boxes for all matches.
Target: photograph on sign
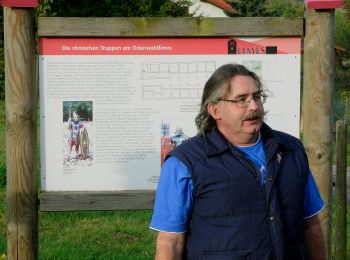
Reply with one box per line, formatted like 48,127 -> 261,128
63,100 -> 93,167
39,37 -> 301,191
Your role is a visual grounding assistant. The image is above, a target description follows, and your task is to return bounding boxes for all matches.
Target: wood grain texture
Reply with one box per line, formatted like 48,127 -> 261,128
4,7 -> 38,260
39,191 -> 156,211
335,120 -> 347,260
37,17 -> 303,37
302,9 -> 334,259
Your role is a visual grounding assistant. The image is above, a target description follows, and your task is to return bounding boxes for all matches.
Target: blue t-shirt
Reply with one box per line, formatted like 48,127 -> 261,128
150,136 -> 325,233
235,134 -> 266,186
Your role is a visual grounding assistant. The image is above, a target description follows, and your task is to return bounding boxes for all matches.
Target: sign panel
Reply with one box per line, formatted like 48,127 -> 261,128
0,0 -> 38,7
39,37 -> 301,191
306,0 -> 343,9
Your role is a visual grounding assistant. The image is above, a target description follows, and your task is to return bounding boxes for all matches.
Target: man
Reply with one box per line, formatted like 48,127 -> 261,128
150,64 -> 325,259
67,111 -> 84,160
171,127 -> 189,148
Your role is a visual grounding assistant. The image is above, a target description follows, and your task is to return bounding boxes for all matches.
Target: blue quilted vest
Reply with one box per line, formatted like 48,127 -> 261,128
168,124 -> 309,260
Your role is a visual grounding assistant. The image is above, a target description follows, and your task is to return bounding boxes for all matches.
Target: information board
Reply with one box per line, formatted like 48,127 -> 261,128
39,37 -> 301,191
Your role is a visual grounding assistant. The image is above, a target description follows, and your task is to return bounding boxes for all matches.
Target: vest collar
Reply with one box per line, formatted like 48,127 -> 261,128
204,127 -> 231,156
260,123 -> 294,151
204,123 -> 291,157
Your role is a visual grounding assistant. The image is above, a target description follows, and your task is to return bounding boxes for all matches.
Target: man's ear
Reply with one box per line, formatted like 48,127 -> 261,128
207,103 -> 221,120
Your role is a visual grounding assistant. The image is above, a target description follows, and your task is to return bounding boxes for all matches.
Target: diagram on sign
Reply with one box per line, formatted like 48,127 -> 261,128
141,61 -> 215,100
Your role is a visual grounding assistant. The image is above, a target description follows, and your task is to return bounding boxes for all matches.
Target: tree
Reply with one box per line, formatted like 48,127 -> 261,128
63,101 -> 93,122
228,0 -> 267,17
36,0 -> 193,17
264,0 -> 304,17
335,9 -> 350,60
227,0 -> 304,17
344,0 -> 350,20
0,43 -> 4,101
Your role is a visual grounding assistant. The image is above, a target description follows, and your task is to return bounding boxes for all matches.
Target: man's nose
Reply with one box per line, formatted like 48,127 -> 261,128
247,98 -> 259,110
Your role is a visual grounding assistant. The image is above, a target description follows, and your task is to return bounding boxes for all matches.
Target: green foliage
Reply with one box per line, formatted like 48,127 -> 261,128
158,0 -> 192,17
229,0 -> 267,17
335,9 -> 350,58
36,0 -> 56,17
63,101 -> 93,122
339,91 -> 350,121
0,166 -> 4,189
344,0 -> 350,20
37,0 -> 192,17
332,9 -> 350,122
0,101 -> 4,188
0,46 -> 4,101
264,0 -> 304,17
0,189 -> 5,255
228,0 -> 304,17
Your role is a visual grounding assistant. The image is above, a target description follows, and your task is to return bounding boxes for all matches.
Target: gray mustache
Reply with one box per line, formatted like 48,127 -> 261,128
243,111 -> 264,121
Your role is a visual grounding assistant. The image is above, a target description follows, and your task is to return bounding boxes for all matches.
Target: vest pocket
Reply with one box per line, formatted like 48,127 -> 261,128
298,245 -> 309,259
285,245 -> 308,260
200,250 -> 250,259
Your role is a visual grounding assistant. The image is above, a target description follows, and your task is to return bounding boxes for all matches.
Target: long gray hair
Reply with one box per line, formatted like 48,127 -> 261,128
195,63 -> 263,134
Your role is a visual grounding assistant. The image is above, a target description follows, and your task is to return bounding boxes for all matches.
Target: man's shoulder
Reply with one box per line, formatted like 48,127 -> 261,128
271,129 -> 305,150
173,134 -> 204,150
261,123 -> 303,150
169,134 -> 205,158
168,134 -> 207,172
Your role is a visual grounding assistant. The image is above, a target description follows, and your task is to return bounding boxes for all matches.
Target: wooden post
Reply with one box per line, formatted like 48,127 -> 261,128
4,7 -> 38,259
302,8 -> 334,259
335,120 -> 347,260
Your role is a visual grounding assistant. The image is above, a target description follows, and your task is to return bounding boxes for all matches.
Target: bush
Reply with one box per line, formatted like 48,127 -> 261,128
0,165 -> 5,188
37,0 -> 193,17
0,46 -> 4,101
335,9 -> 350,59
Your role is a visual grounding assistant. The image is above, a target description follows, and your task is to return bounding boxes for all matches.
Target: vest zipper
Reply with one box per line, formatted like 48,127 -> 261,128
231,145 -> 278,259
229,147 -> 265,189
265,143 -> 279,260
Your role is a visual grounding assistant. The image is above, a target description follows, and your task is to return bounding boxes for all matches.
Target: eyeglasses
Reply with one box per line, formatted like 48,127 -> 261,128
220,93 -> 267,108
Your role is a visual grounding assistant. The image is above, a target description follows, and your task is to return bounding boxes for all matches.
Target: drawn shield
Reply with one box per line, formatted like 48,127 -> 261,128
80,128 -> 89,159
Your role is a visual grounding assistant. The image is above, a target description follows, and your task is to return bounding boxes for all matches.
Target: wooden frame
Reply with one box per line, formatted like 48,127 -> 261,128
5,7 -> 38,259
8,10 -> 338,258
302,9 -> 335,258
38,17 -> 303,37
39,190 -> 156,211
38,17 -> 303,211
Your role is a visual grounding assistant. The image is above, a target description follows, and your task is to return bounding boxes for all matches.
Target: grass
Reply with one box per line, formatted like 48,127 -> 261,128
0,100 -> 5,187
1,194 -> 157,259
0,187 -> 157,259
38,209 -> 156,259
0,189 -> 5,257
331,192 -> 350,258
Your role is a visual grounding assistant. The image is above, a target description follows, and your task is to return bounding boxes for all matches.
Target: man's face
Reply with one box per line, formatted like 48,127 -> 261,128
210,75 -> 264,144
175,128 -> 183,135
73,114 -> 79,122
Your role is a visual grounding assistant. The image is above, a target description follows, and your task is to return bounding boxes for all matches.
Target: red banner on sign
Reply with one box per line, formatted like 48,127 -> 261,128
1,0 -> 38,7
39,37 -> 301,56
306,0 -> 343,9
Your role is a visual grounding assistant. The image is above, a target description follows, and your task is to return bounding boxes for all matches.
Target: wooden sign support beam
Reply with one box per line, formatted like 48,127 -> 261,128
4,6 -> 38,259
302,8 -> 335,260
